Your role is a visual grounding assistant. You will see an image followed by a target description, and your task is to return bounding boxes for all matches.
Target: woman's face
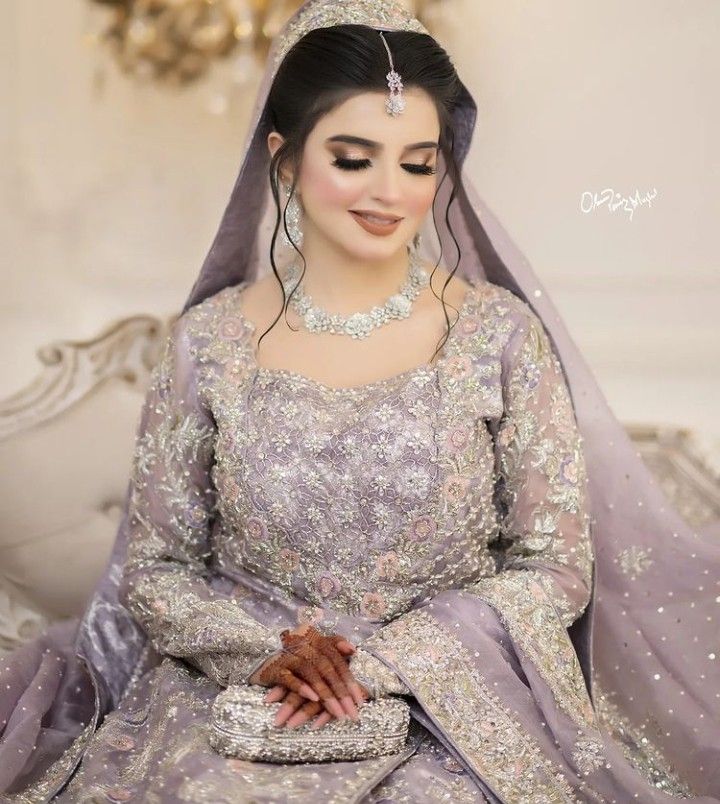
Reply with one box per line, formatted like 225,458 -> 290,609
269,87 -> 441,263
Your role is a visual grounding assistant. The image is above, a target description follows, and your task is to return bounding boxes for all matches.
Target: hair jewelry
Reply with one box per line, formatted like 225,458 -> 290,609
379,31 -> 405,116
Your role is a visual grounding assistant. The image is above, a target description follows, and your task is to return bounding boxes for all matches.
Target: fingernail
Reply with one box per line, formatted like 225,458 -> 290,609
342,697 -> 358,719
333,705 -> 346,719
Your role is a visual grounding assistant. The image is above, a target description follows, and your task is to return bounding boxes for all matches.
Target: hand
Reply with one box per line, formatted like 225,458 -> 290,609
248,624 -> 365,725
264,679 -> 372,731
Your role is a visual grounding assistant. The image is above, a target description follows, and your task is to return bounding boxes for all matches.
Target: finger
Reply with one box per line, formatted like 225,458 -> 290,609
275,667 -> 320,702
264,685 -> 288,703
285,700 -> 323,730
310,710 -> 334,730
356,682 -> 371,701
292,660 -> 347,720
312,654 -> 358,719
272,654 -> 322,702
317,640 -> 364,710
347,679 -> 367,706
273,691 -> 304,727
335,638 -> 356,654
322,633 -> 356,656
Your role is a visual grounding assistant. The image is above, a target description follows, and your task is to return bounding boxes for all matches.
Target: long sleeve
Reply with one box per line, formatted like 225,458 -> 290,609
359,305 -> 595,723
349,647 -> 411,698
118,316 -> 283,687
469,309 -> 593,626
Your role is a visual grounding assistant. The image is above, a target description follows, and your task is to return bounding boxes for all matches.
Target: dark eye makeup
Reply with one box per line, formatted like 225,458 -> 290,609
332,156 -> 437,176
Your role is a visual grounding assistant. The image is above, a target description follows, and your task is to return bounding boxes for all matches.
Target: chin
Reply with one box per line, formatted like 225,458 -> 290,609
335,229 -> 411,262
343,242 -> 405,264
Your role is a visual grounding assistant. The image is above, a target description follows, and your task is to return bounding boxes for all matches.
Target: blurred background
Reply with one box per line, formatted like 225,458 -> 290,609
0,0 -> 718,647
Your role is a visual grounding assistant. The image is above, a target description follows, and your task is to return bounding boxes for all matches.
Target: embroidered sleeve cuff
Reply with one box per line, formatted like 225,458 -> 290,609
350,646 -> 411,698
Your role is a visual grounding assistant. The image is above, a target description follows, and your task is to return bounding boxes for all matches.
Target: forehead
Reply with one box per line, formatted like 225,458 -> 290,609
310,88 -> 440,145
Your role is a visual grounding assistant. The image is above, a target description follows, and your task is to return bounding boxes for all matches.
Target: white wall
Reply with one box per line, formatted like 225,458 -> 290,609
2,0 -> 718,445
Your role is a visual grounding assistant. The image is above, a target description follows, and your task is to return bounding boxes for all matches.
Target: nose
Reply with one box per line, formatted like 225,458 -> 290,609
370,161 -> 403,207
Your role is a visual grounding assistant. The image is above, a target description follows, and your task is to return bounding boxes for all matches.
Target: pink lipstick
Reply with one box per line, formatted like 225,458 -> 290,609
349,210 -> 403,237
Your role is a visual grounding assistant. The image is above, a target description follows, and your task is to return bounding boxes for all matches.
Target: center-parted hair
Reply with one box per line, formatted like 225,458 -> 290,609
263,24 -> 467,359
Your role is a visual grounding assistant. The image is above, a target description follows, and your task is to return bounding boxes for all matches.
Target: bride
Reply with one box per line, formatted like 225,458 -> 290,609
1,1 -> 718,801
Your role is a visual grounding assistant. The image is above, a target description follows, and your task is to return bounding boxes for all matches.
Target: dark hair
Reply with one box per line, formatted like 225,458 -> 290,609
264,24 -> 466,361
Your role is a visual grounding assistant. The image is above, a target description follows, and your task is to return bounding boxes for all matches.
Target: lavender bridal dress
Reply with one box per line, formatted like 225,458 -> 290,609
1,2 -> 718,802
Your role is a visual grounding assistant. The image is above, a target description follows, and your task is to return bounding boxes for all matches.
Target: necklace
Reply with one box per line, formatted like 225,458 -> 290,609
280,250 -> 430,340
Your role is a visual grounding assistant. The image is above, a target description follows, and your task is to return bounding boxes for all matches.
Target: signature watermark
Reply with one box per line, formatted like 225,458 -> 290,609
580,188 -> 657,221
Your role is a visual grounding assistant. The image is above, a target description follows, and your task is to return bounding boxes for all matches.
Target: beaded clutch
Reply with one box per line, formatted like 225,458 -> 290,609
208,684 -> 411,763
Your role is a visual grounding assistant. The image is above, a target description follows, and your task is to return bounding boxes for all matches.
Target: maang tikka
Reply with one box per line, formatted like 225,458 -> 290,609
379,31 -> 405,116
280,30 -> 404,250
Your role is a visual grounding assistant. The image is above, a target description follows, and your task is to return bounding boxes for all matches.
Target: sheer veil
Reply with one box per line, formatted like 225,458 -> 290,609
70,0 -> 719,789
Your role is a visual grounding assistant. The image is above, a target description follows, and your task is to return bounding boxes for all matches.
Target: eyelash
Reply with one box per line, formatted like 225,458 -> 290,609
332,156 -> 437,176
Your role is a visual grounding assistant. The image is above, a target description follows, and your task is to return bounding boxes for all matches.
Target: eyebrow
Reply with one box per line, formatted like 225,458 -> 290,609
326,135 -> 439,152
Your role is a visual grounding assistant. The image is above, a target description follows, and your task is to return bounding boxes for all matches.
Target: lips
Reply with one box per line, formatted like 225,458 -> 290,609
349,210 -> 403,236
350,210 -> 403,224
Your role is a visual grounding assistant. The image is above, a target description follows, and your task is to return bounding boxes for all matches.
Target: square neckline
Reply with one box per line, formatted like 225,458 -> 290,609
230,277 -> 482,394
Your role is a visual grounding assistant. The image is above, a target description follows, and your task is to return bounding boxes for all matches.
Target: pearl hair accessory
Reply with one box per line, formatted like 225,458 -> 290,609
379,31 -> 405,116
281,248 -> 429,339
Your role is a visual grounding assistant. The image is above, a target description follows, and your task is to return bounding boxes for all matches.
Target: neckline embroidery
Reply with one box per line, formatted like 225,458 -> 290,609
228,278 -> 483,395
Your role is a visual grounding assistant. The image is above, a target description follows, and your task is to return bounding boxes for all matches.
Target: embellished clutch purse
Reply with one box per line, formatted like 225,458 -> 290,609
208,684 -> 411,763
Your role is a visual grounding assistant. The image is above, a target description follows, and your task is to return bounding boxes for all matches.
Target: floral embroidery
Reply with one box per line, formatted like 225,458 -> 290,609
376,550 -> 400,579
460,313 -> 480,335
217,316 -> 246,340
442,473 -> 470,503
363,610 -> 583,803
181,280 -> 507,624
278,547 -> 301,571
361,591 -> 388,619
18,280 -> 698,803
593,677 -> 697,797
446,424 -> 472,452
407,514 -> 437,541
316,571 -> 342,599
466,571 -> 597,730
296,605 -> 325,626
445,353 -> 474,379
571,736 -> 606,777
487,313 -> 594,625
43,278 -> 604,801
616,544 -> 654,576
118,325 -> 285,688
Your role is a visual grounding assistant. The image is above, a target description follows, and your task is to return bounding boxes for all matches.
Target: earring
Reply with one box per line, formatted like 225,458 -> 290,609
282,184 -> 304,248
412,231 -> 422,254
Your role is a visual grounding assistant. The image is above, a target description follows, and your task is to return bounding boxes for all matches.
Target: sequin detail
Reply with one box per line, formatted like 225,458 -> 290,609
273,0 -> 429,66
362,609 -> 583,803
185,279 -> 506,628
119,323 -> 285,687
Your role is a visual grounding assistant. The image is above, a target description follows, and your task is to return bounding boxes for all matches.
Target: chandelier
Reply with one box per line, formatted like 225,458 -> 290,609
86,0 -> 448,86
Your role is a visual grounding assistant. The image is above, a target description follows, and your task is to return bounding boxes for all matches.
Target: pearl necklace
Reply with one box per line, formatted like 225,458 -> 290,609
280,251 -> 430,340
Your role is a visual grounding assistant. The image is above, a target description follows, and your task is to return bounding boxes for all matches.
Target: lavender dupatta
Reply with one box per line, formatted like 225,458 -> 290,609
1,1 -> 718,801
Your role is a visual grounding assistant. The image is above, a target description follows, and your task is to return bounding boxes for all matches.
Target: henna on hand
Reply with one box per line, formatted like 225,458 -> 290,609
250,625 -> 368,723
248,650 -> 321,704
279,627 -> 358,720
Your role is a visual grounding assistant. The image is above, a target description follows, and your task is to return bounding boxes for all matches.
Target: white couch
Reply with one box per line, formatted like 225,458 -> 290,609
0,314 -> 172,653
